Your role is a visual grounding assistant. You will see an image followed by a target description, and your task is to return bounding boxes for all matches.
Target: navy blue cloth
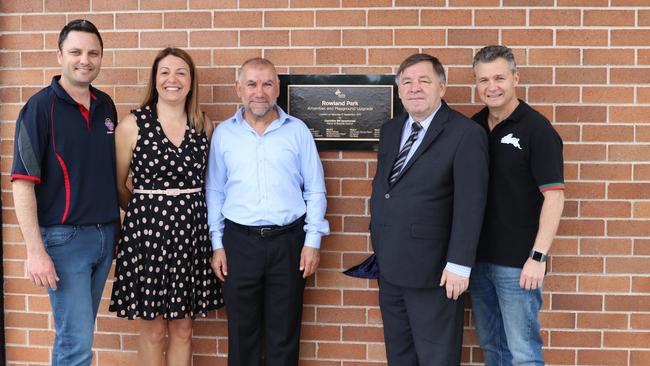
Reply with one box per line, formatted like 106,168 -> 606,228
11,76 -> 119,226
343,254 -> 380,279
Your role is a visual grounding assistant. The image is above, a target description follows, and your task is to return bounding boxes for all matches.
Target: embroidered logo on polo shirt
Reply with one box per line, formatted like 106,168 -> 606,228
104,118 -> 115,134
500,133 -> 522,150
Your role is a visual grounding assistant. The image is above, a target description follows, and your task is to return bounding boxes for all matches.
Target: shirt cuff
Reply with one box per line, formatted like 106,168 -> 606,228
445,262 -> 471,278
303,231 -> 322,249
211,235 -> 223,251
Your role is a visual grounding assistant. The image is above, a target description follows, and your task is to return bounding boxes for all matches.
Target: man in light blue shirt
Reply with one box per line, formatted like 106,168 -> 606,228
206,57 -> 329,366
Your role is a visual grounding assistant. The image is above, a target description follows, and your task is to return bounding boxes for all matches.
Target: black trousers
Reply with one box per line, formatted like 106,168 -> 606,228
223,219 -> 306,366
379,277 -> 464,366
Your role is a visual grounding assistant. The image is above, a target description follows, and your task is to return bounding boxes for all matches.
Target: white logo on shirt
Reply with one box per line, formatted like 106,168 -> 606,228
500,133 -> 522,150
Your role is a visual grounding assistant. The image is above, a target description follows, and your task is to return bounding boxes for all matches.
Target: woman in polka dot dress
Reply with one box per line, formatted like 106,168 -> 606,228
109,47 -> 224,365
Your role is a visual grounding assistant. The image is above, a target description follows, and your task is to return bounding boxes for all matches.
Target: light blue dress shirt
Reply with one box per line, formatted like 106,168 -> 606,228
398,103 -> 472,278
206,106 -> 330,251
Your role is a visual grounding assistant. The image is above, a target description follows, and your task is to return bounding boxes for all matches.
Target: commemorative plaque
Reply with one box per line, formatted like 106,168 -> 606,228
278,74 -> 403,150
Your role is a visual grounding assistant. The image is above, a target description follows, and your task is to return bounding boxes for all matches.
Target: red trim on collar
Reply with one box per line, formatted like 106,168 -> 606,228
78,103 -> 90,129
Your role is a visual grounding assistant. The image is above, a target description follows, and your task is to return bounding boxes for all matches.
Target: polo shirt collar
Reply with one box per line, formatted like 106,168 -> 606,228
476,98 -> 529,129
50,75 -> 98,106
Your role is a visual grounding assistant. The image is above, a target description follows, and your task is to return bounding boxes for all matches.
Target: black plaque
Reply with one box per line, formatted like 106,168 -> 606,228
278,74 -> 403,150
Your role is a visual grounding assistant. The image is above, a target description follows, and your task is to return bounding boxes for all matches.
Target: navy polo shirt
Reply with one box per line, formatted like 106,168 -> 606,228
11,76 -> 119,226
472,100 -> 564,268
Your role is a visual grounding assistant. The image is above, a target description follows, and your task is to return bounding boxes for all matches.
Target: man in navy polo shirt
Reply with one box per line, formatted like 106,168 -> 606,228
469,45 -> 565,365
11,19 -> 118,366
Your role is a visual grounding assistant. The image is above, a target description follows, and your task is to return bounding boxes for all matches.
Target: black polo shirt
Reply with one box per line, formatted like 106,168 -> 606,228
11,76 -> 119,226
472,100 -> 564,268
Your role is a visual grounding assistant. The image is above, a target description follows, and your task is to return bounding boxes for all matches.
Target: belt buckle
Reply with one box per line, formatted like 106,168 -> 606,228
166,188 -> 181,196
260,227 -> 272,237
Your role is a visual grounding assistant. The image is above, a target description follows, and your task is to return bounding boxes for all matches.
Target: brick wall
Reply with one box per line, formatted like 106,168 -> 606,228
1,1 -> 649,365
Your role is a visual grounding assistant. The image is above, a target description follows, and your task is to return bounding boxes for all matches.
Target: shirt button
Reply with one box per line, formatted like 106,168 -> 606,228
385,193 -> 390,199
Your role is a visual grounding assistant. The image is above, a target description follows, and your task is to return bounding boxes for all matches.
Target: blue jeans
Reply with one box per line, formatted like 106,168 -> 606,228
40,224 -> 116,366
469,262 -> 544,366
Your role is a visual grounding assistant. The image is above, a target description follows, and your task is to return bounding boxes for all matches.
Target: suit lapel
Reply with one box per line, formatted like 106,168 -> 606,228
393,102 -> 450,185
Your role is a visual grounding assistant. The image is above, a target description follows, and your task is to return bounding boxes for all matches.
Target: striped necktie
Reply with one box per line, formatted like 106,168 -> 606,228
389,121 -> 422,186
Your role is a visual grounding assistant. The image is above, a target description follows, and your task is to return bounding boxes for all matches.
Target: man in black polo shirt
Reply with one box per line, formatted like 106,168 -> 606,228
11,20 -> 118,366
469,45 -> 565,366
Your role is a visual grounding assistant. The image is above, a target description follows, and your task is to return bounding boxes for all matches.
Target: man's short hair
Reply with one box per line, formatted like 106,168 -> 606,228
395,53 -> 446,84
58,19 -> 104,54
472,45 -> 517,75
238,57 -> 278,81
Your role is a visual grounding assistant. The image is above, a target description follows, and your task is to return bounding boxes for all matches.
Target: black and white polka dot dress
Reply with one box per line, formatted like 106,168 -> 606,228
109,105 -> 224,320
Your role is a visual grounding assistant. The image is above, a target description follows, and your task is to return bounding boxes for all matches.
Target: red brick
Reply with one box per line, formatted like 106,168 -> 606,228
608,220 -> 650,237
21,14 -> 67,31
318,342 -> 366,359
0,15 -> 20,31
140,31 -> 187,48
0,0 -> 43,12
116,12 -> 163,29
293,30 -> 340,47
368,48 -> 418,66
580,201 -> 631,218
555,68 -> 607,85
633,202 -> 650,218
342,326 -> 384,342
368,10 -> 418,26
528,87 -> 579,103
448,29 -> 498,46
343,29 -> 392,46
558,29 -> 608,46
579,275 -> 631,293
578,350 -> 629,365
316,10 -> 366,27
556,106 -> 606,123
609,146 -> 650,163
557,219 -> 604,236
612,30 -> 650,46
551,256 -> 604,274
164,11 -> 212,29
584,49 -> 635,66
612,68 -> 650,86
140,0 -> 186,9
449,0 -> 499,5
607,258 -> 650,274
92,0 -> 137,10
6,346 -> 49,362
394,29 -> 445,46
214,11 -> 262,28
240,0 -> 287,7
301,324 -> 340,341
584,10 -> 635,26
420,9 -> 472,26
0,34 -> 43,50
529,49 -> 580,65
580,164 -> 631,181
240,30 -> 289,47
552,294 -> 603,311
317,48 -> 365,65
551,331 -> 602,347
475,9 -> 525,26
265,10 -> 313,27
585,87 -> 634,104
213,49 -> 262,66
605,330 -> 650,347
503,29 -> 552,46
45,0 -> 89,12
529,10 -> 580,26
317,307 -> 367,324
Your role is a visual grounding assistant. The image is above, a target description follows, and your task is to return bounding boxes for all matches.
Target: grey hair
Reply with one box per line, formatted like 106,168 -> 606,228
472,45 -> 517,75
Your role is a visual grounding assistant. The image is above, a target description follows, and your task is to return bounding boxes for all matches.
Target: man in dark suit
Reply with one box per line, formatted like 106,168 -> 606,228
370,53 -> 489,365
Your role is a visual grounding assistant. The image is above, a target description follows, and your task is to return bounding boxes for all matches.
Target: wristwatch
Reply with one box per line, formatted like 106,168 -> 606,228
529,250 -> 548,262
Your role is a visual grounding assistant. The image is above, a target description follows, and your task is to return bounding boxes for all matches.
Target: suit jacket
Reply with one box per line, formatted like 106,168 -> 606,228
370,101 -> 489,288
